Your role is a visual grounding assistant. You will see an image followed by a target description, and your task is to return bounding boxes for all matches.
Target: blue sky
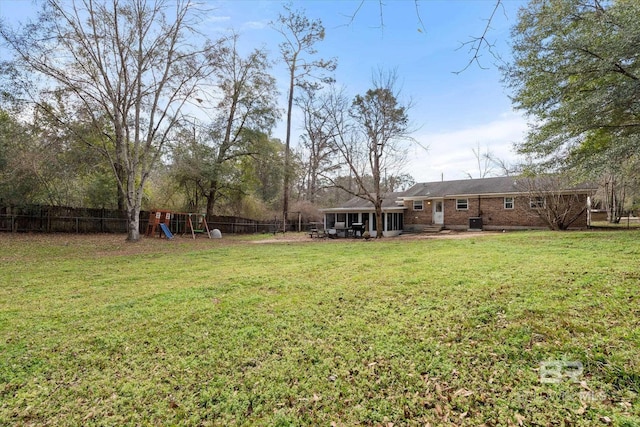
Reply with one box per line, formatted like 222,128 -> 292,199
0,0 -> 529,183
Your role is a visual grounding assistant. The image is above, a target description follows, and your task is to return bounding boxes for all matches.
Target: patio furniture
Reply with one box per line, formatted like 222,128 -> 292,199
334,222 -> 348,238
351,222 -> 365,237
308,222 -> 326,238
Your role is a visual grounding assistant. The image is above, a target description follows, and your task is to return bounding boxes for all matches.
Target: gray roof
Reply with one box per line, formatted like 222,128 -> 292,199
322,176 -> 597,211
322,192 -> 406,212
402,176 -> 596,199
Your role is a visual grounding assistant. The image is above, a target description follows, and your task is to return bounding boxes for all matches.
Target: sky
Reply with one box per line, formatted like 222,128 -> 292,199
0,0 -> 530,183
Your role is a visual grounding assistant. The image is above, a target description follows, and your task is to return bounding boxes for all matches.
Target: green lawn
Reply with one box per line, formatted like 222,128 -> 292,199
1,231 -> 638,426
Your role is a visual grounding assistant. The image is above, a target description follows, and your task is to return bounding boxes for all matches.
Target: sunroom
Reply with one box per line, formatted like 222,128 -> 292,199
319,193 -> 406,237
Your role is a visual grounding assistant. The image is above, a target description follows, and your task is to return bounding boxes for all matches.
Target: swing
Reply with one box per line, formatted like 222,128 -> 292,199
186,213 -> 211,239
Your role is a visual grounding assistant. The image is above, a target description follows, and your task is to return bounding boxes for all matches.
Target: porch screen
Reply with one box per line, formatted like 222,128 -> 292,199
325,213 -> 336,228
385,213 -> 403,231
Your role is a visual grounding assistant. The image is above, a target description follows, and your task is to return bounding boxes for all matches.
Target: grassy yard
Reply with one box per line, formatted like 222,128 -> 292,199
0,231 -> 638,426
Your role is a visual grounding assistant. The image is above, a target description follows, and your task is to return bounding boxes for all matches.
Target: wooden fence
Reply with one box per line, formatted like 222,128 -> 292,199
0,205 -> 304,235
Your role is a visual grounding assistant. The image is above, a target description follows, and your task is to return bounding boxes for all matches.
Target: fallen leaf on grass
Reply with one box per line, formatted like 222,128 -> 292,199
435,404 -> 443,416
514,413 -> 525,426
453,388 -> 473,397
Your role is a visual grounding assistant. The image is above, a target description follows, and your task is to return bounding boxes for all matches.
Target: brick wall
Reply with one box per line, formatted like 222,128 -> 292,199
403,194 -> 589,230
475,196 -> 547,229
403,200 -> 432,229
444,197 -> 480,227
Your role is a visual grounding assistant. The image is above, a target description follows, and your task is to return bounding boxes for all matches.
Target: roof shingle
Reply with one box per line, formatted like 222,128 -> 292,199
323,176 -> 596,211
402,176 -> 596,198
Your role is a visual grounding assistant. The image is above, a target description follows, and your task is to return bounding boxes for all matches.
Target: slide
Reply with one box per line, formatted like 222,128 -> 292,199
159,223 -> 174,239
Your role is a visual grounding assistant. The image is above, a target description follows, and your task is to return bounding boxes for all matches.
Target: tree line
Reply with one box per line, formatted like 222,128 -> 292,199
0,0 -> 419,240
1,0 -> 638,240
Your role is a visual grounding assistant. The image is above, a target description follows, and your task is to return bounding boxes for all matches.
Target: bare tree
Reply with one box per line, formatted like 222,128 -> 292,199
202,34 -> 279,218
488,154 -> 518,177
271,3 -> 336,232
516,174 -> 593,230
326,72 -> 412,238
596,164 -> 640,224
464,142 -> 495,179
463,141 -> 521,178
384,173 -> 415,192
0,0 -> 222,241
296,87 -> 340,203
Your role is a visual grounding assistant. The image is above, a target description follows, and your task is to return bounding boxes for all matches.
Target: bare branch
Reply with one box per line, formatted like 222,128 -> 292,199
454,0 -> 504,74
414,0 -> 427,34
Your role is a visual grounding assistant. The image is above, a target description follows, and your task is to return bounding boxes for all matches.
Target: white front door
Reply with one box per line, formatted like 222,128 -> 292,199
433,199 -> 444,224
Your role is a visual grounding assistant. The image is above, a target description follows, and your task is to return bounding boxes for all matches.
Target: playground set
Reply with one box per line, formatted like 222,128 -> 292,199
145,210 -> 211,239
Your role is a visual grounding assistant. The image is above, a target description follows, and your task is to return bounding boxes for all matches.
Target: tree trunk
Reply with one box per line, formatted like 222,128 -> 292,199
115,162 -> 126,212
124,164 -> 144,242
126,204 -> 140,241
206,193 -> 214,218
282,59 -> 296,233
375,203 -> 383,238
206,180 -> 218,218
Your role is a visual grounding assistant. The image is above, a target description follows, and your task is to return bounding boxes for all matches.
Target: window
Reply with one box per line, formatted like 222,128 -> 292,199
326,213 -> 336,228
530,197 -> 545,209
413,200 -> 423,211
504,197 -> 514,209
456,199 -> 468,210
384,212 -> 404,231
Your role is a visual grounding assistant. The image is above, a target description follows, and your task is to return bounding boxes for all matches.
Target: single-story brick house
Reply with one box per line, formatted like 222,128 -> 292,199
320,176 -> 597,236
